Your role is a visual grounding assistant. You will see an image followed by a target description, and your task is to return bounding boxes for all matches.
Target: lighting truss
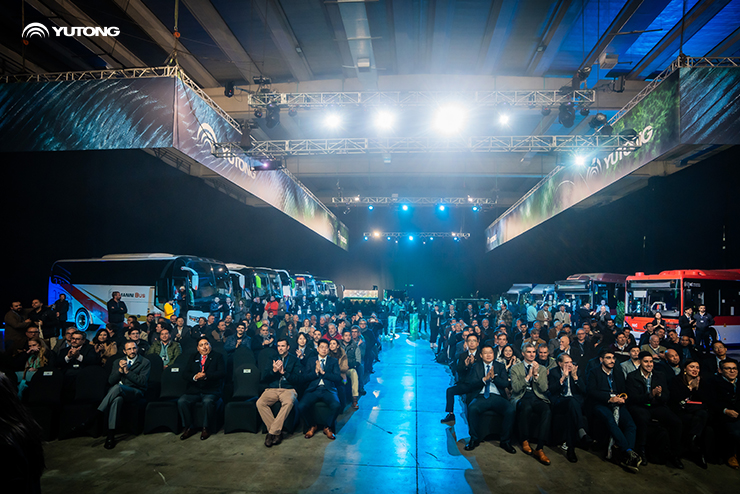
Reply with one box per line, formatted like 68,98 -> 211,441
0,65 -> 240,131
610,56 -> 740,125
334,197 -> 497,206
248,90 -> 595,108
211,134 -> 639,158
363,231 -> 471,239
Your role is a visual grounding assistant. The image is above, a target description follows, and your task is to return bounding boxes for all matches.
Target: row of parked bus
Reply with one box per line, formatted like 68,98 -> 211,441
47,254 -> 340,331
502,270 -> 740,346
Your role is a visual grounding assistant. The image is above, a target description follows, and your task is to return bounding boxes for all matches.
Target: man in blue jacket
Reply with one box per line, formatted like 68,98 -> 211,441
299,339 -> 342,440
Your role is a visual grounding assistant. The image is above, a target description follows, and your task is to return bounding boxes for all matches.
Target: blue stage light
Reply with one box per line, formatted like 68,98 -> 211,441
368,205 -> 374,210
472,206 -> 479,212
438,205 -> 445,211
364,236 -> 368,241
408,235 -> 414,241
401,204 -> 409,211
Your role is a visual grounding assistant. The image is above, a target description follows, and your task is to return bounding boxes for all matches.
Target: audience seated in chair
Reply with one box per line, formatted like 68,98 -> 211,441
257,338 -> 301,447
178,338 -> 225,441
299,339 -> 342,440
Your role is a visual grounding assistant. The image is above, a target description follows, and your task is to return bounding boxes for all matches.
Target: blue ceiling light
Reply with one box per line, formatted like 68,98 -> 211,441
364,236 -> 368,241
438,204 -> 446,211
472,206 -> 479,212
368,205 -> 374,210
387,236 -> 391,241
408,235 -> 414,241
401,204 -> 409,211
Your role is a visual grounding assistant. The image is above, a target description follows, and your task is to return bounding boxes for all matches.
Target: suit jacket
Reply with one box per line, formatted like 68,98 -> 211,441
108,355 -> 151,391
182,351 -> 226,394
510,361 -> 549,403
57,343 -> 101,370
625,369 -> 670,408
547,366 -> 586,404
464,360 -> 510,403
302,355 -> 342,392
261,353 -> 301,389
455,349 -> 481,381
587,366 -> 627,407
708,375 -> 738,419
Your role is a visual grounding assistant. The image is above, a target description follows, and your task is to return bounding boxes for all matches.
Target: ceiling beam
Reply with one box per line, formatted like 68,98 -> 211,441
390,0 -> 418,75
706,25 -> 740,57
526,0 -> 583,76
111,0 -> 219,88
322,0 -> 359,80
0,44 -> 47,73
577,0 -> 646,70
336,0 -> 378,89
428,0 -> 456,74
181,0 -> 261,83
251,0 -> 314,82
27,0 -> 146,69
476,0 -> 517,75
627,0 -> 733,79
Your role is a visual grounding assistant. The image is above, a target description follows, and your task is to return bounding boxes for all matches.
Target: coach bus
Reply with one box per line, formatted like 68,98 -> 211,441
275,269 -> 295,299
555,273 -> 627,315
294,273 -> 319,299
625,269 -> 740,345
227,264 -> 283,304
48,254 -> 232,330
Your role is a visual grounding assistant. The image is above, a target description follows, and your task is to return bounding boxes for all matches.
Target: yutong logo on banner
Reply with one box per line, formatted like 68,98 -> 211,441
22,22 -> 120,39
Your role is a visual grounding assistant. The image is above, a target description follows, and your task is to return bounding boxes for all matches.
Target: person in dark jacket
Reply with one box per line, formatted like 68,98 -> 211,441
668,359 -> 709,468
625,351 -> 683,468
678,307 -> 696,342
106,291 -> 127,333
177,338 -> 225,441
4,301 -> 32,352
694,305 -> 715,351
548,353 -> 592,462
708,359 -> 740,469
257,338 -> 302,447
298,340 -> 342,440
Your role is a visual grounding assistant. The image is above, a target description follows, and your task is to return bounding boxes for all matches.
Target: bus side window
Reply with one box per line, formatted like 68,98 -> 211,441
155,279 -> 170,305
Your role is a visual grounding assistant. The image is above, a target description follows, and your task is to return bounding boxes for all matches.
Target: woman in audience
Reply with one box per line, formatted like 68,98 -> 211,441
300,318 -> 313,335
669,358 -> 709,468
328,339 -> 349,382
15,337 -> 53,399
295,332 -> 311,361
651,311 -> 667,333
92,328 -> 117,365
233,299 -> 247,324
497,345 -> 518,374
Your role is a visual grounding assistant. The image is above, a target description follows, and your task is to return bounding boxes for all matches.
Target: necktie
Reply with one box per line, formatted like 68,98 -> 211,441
200,355 -> 207,372
563,374 -> 570,396
320,359 -> 325,371
484,364 -> 491,398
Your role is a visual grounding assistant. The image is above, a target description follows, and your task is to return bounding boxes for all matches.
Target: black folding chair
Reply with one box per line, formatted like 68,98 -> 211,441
25,367 -> 64,440
58,365 -> 110,439
143,365 -> 187,434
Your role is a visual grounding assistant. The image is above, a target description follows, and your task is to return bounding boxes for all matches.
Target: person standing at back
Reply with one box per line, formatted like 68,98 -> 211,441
107,291 -> 127,334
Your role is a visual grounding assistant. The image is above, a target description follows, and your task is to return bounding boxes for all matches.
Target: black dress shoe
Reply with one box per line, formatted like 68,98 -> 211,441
265,433 -> 274,447
500,442 -> 516,454
104,435 -> 116,450
464,440 -> 479,451
272,433 -> 283,446
639,450 -> 648,466
566,447 -> 578,463
440,413 -> 455,424
670,456 -> 684,469
180,428 -> 196,440
697,454 -> 707,469
200,428 -> 210,440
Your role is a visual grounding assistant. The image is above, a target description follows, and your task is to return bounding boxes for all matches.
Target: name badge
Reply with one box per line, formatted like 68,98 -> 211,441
243,368 -> 252,374
171,368 -> 179,373
43,371 -> 53,376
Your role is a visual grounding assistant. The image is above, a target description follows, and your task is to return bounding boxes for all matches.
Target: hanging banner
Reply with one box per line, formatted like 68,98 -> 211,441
485,71 -> 681,252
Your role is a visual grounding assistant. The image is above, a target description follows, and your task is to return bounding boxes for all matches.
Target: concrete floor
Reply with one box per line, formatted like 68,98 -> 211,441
41,334 -> 739,494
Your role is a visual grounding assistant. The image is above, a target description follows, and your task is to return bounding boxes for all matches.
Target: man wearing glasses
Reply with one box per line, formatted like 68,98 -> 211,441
711,359 -> 740,469
58,331 -> 100,371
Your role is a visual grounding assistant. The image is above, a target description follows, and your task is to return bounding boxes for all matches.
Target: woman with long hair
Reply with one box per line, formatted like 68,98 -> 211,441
328,339 -> 349,382
0,372 -> 45,493
15,337 -> 52,399
669,358 -> 709,468
300,318 -> 313,335
92,328 -> 117,365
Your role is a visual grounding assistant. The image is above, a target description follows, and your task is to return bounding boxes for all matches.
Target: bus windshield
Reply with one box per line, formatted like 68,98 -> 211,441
267,272 -> 282,298
626,279 -> 680,318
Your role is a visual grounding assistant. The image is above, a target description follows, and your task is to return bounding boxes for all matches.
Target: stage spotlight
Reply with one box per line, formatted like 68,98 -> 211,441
574,155 -> 586,166
454,237 -> 460,242
472,205 -> 479,212
224,81 -> 234,98
373,231 -> 380,238
288,107 -> 298,117
374,110 -> 396,130
364,236 -> 368,241
408,235 -> 414,241
254,109 -> 263,118
401,204 -> 409,211
387,236 -> 391,241
239,128 -> 253,151
579,107 -> 590,117
558,102 -> 576,128
325,112 -> 342,129
429,237 -> 434,241
433,105 -> 466,133
498,113 -> 510,125
600,124 -> 614,135
265,102 -> 280,128
368,205 -> 374,210
577,67 -> 591,81
541,107 -> 551,116
438,205 -> 446,212
589,112 -> 608,129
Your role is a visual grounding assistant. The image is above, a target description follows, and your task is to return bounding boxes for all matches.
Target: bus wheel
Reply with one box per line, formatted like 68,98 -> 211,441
75,308 -> 91,331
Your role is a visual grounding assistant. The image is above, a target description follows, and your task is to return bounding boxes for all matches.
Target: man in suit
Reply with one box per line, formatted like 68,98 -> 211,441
178,338 -> 225,440
709,359 -> 740,469
299,339 -> 342,440
655,349 -> 682,378
463,345 -> 516,453
97,341 -> 151,449
548,353 -> 592,462
702,341 -> 731,378
676,334 -> 699,364
257,338 -> 302,447
429,303 -> 445,351
441,333 -> 481,424
625,351 -> 683,468
587,349 -> 641,472
510,342 -> 551,464
58,331 -> 100,371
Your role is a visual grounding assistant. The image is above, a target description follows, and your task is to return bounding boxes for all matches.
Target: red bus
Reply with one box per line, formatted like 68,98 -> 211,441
625,269 -> 740,346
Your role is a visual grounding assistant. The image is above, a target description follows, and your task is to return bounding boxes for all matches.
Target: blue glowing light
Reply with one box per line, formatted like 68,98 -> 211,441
368,205 -> 374,210
472,206 -> 479,212
401,204 -> 409,211
408,235 -> 414,241
438,205 -> 445,211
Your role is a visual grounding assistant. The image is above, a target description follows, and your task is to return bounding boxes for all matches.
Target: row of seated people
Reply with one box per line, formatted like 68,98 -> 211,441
440,331 -> 740,473
10,330 -> 367,451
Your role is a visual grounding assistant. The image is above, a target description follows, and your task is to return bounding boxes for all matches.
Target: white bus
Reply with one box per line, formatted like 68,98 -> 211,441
227,264 -> 283,304
48,253 -> 232,330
